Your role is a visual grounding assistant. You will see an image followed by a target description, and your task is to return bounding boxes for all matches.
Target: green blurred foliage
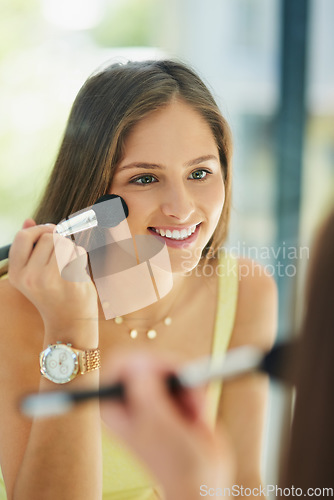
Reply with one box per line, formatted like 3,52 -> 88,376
92,0 -> 159,47
0,0 -> 41,60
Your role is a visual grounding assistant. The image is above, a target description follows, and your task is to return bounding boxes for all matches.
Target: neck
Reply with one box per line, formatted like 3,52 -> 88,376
99,272 -> 189,327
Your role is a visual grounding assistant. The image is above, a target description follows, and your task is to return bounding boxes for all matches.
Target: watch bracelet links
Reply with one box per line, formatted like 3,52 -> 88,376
79,348 -> 101,374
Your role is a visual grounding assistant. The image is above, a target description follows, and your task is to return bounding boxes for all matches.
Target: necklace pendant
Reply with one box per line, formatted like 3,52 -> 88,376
147,329 -> 157,340
130,329 -> 138,339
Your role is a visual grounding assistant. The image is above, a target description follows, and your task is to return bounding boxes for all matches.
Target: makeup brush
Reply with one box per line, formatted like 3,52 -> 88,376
0,194 -> 129,261
20,342 -> 297,418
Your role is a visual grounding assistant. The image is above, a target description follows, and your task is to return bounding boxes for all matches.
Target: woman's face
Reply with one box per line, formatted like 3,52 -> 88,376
110,98 -> 225,273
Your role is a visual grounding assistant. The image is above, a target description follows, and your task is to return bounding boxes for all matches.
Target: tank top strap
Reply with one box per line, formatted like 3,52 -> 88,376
205,251 -> 239,427
0,467 -> 6,500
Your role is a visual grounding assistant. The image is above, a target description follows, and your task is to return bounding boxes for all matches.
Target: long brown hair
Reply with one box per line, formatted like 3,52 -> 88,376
281,208 -> 334,491
1,60 -> 233,276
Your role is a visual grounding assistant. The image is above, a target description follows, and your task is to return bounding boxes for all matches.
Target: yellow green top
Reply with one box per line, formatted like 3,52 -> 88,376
0,252 -> 239,500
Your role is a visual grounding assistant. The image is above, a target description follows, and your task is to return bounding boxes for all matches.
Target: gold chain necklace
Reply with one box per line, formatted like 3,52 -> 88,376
113,314 -> 172,339
113,288 -> 182,339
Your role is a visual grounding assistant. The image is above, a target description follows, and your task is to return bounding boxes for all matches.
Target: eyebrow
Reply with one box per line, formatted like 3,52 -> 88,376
119,154 -> 219,171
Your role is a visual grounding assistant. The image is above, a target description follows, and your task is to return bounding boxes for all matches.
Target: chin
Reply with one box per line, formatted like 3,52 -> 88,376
169,250 -> 203,276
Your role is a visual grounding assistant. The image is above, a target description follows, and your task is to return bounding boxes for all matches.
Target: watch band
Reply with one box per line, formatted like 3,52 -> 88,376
78,348 -> 101,374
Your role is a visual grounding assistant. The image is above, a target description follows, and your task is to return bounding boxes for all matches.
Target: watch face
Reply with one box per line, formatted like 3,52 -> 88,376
40,344 -> 79,384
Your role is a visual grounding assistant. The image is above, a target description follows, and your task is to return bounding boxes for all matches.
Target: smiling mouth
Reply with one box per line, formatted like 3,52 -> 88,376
148,223 -> 201,241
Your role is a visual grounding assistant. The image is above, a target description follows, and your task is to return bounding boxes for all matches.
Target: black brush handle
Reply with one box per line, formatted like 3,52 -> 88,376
260,341 -> 298,384
71,382 -> 126,404
0,243 -> 11,261
71,375 -> 181,405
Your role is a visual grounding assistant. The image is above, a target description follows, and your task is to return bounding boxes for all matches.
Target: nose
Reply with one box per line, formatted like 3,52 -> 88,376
160,182 -> 196,223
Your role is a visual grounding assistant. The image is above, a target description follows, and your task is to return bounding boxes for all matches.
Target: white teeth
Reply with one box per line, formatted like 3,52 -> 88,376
151,224 -> 199,240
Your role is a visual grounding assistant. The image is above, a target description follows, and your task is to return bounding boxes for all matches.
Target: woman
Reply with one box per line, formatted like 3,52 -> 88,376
0,60 -> 277,499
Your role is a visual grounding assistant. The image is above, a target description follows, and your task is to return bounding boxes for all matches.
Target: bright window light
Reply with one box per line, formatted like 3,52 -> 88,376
42,0 -> 105,30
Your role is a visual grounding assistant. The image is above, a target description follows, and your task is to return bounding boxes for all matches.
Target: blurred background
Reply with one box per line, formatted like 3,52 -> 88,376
0,0 -> 333,493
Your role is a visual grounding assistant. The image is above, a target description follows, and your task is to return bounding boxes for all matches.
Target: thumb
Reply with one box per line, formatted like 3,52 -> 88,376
22,218 -> 37,229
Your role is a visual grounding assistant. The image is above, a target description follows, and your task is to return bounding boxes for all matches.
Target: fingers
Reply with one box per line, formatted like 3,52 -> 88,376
171,381 -> 207,423
27,232 -> 57,269
21,218 -> 37,230
101,349 -> 206,429
100,350 -> 176,427
53,234 -> 90,283
100,353 -> 178,452
7,221 -> 98,337
8,223 -> 89,294
8,224 -> 56,281
120,352 -> 207,423
9,222 -> 89,283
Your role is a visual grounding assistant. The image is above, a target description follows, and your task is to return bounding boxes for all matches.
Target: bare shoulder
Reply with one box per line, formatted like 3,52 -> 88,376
230,257 -> 278,350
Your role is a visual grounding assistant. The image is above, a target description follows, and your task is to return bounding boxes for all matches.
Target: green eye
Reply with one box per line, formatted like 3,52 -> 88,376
132,175 -> 157,185
190,169 -> 209,180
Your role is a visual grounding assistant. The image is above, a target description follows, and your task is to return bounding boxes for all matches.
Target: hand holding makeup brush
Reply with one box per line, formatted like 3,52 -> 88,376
8,220 -> 98,346
5,194 -> 129,344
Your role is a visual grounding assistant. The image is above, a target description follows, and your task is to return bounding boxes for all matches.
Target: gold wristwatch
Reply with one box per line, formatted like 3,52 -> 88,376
40,341 -> 101,384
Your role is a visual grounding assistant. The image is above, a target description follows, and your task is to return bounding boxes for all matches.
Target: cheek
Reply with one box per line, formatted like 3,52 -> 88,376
118,193 -> 152,230
206,179 -> 225,224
